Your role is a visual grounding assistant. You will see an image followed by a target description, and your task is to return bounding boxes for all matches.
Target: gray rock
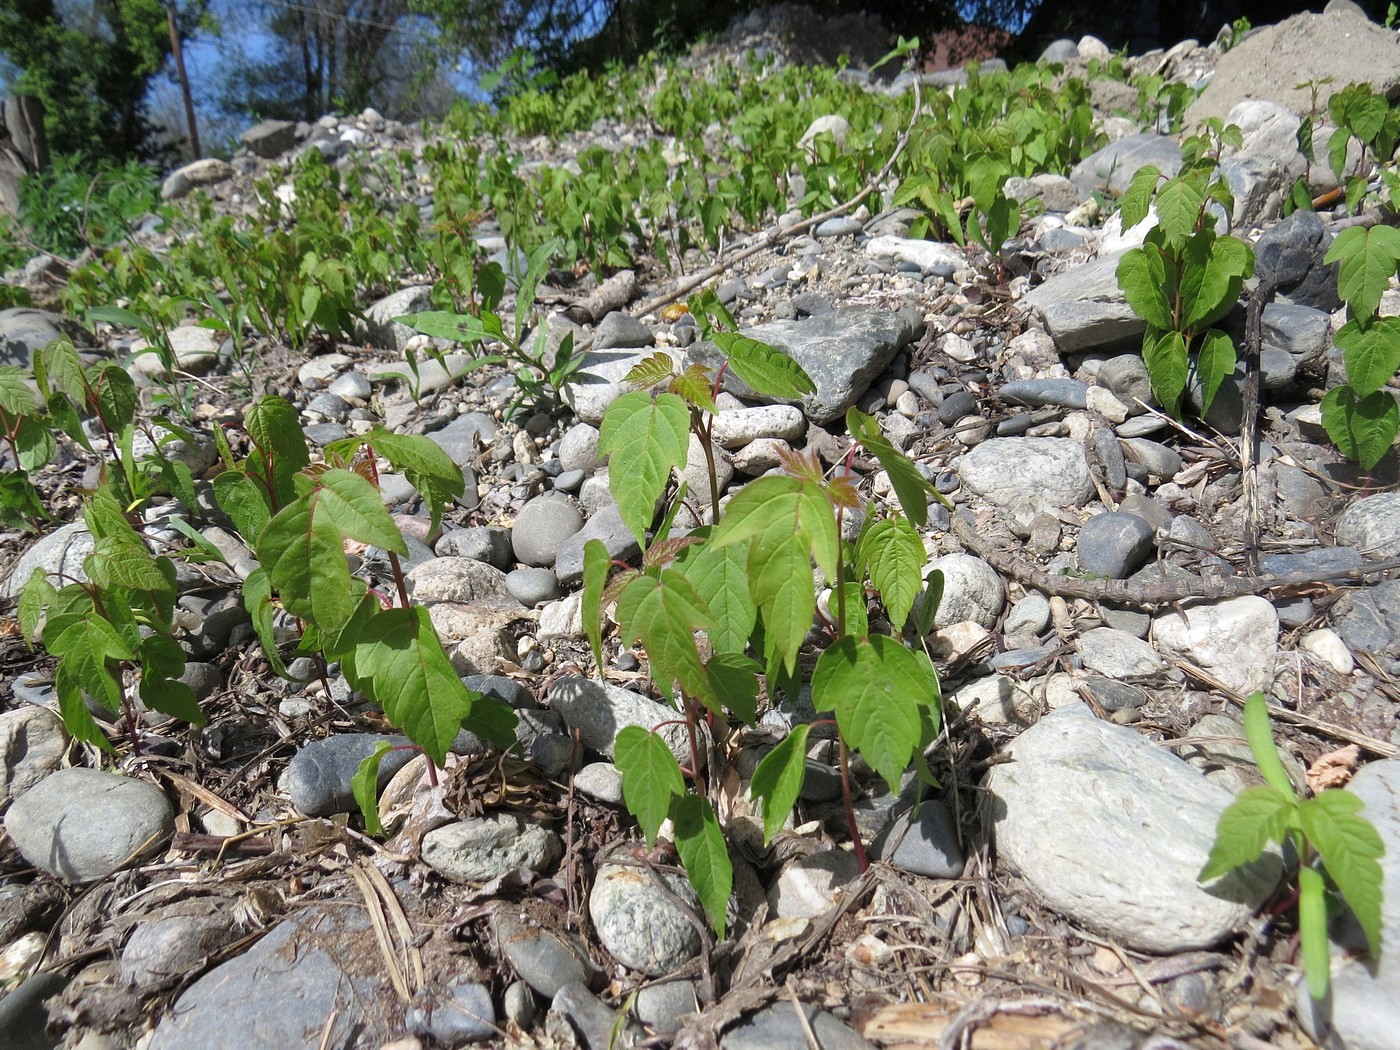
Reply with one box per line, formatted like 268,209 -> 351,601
1039,38 -> 1078,62
1330,579 -> 1400,677
1260,303 -> 1331,361
1090,427 -> 1128,492
239,118 -> 297,157
0,308 -> 82,367
1003,593 -> 1051,636
1019,252 -> 1145,353
6,767 -> 174,883
595,312 -> 655,350
870,800 -> 964,878
549,676 -> 690,763
150,905 -> 393,1049
436,526 -> 513,569
590,861 -> 703,976
422,814 -> 561,882
1153,596 -> 1279,696
1117,493 -> 1171,534
513,495 -> 585,568
1001,378 -> 1089,410
507,567 -> 561,606
1120,437 -> 1182,479
573,762 -> 624,803
989,704 -> 1282,952
1252,208 -> 1340,311
1070,134 -> 1182,199
924,553 -> 1003,629
565,347 -> 684,425
178,662 -> 223,703
558,423 -> 604,472
359,285 -> 434,353
428,412 -> 498,467
1077,511 -> 1156,579
1319,758 -> 1400,1050
492,910 -> 597,1000
937,390 -> 978,425
328,370 -> 371,400
160,158 -> 234,200
0,522 -> 94,599
305,392 -> 350,420
1260,547 -> 1362,576
407,557 -> 516,605
503,981 -> 537,1028
0,707 -> 66,805
1096,354 -> 1154,407
722,1002 -> 872,1050
632,979 -> 699,1034
815,216 -> 864,238
687,305 -> 920,425
407,977 -> 495,1046
1081,676 -> 1149,712
120,911 -> 237,992
1078,627 -> 1165,678
279,734 -> 412,817
0,971 -> 67,1050
954,438 -> 1094,515
1336,491 -> 1400,560
553,981 -> 641,1049
554,503 -> 641,587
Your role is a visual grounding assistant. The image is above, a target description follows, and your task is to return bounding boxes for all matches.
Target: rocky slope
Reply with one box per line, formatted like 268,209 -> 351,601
2,4 -> 1400,1049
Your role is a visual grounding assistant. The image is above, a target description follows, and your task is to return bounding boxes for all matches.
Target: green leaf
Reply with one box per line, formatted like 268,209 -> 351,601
711,332 -> 816,400
669,365 -> 719,415
353,742 -> 395,837
214,470 -> 272,544
11,414 -> 56,474
1321,385 -> 1399,471
245,396 -> 311,509
37,338 -> 86,404
343,605 -> 514,765
90,363 -> 137,436
1198,785 -> 1294,882
1179,233 -> 1253,332
1326,224 -> 1400,318
1334,316 -> 1400,398
813,635 -> 935,792
52,616 -> 134,747
18,568 -> 57,644
1117,246 -> 1175,332
965,153 -> 1009,212
673,527 -> 756,655
137,634 -> 203,724
704,651 -> 760,724
916,568 -> 944,638
87,534 -> 169,593
1119,164 -> 1160,231
856,515 -> 925,629
1142,328 -> 1189,417
615,568 -> 716,706
1154,177 -> 1206,247
598,391 -> 691,547
751,723 -> 810,845
397,310 -> 496,348
671,794 -> 731,937
241,567 -> 296,680
1299,790 -> 1385,956
1243,692 -> 1295,797
1195,329 -> 1237,416
615,726 -> 686,848
0,366 -> 42,414
847,408 -> 947,525
713,474 -> 838,579
581,538 -> 611,675
363,428 -> 465,535
258,468 -> 405,626
516,238 -> 560,341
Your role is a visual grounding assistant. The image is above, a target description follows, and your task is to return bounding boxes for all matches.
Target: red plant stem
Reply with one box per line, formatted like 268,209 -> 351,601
839,737 -> 869,872
685,697 -> 706,798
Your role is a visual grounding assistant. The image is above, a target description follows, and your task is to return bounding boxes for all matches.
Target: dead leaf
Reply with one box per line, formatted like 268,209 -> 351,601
1306,744 -> 1360,792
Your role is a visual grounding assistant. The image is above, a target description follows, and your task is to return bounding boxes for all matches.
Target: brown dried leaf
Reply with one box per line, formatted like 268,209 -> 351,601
1306,744 -> 1360,792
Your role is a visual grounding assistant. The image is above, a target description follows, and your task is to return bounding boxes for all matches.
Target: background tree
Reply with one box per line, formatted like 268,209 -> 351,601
0,0 -> 207,162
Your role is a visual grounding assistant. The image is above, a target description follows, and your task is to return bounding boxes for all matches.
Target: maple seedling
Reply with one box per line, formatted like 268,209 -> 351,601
1199,692 -> 1384,1004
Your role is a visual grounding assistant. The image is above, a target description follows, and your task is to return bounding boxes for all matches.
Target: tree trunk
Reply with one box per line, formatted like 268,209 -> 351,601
0,95 -> 48,219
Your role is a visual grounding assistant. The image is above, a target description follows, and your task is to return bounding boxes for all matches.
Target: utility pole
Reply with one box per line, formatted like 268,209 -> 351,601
166,1 -> 201,160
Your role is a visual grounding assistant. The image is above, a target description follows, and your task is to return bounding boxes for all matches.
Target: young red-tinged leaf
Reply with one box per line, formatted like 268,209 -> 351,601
703,651 -> 760,724
672,528 -> 755,655
1195,329 -> 1237,417
581,539 -> 611,675
615,726 -> 686,848
711,332 -> 816,400
343,605 -> 515,765
1334,316 -> 1400,398
1243,691 -> 1296,797
814,635 -> 930,792
643,535 -> 703,570
1326,224 -> 1400,318
777,445 -> 826,486
598,391 -> 690,546
615,569 -> 717,705
1298,790 -> 1385,956
1298,862 -> 1331,1001
625,352 -> 678,389
826,471 -> 862,511
353,742 -> 395,837
856,515 -> 924,629
1117,246 -> 1175,333
848,408 -> 947,524
1142,328 -> 1188,417
671,794 -> 732,937
1197,785 -> 1294,882
1119,164 -> 1160,231
669,365 -> 718,414
1321,386 -> 1399,471
751,724 -> 811,844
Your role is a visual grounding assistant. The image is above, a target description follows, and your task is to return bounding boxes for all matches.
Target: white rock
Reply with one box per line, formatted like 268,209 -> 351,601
1336,491 -> 1400,560
711,404 -> 806,448
946,674 -> 1037,728
923,553 -> 1004,629
1299,628 -> 1353,675
767,850 -> 861,919
865,236 -> 964,273
1152,596 -> 1278,695
1084,384 -> 1130,423
731,438 -> 791,475
538,593 -> 584,642
990,703 -> 1281,953
128,326 -> 221,379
